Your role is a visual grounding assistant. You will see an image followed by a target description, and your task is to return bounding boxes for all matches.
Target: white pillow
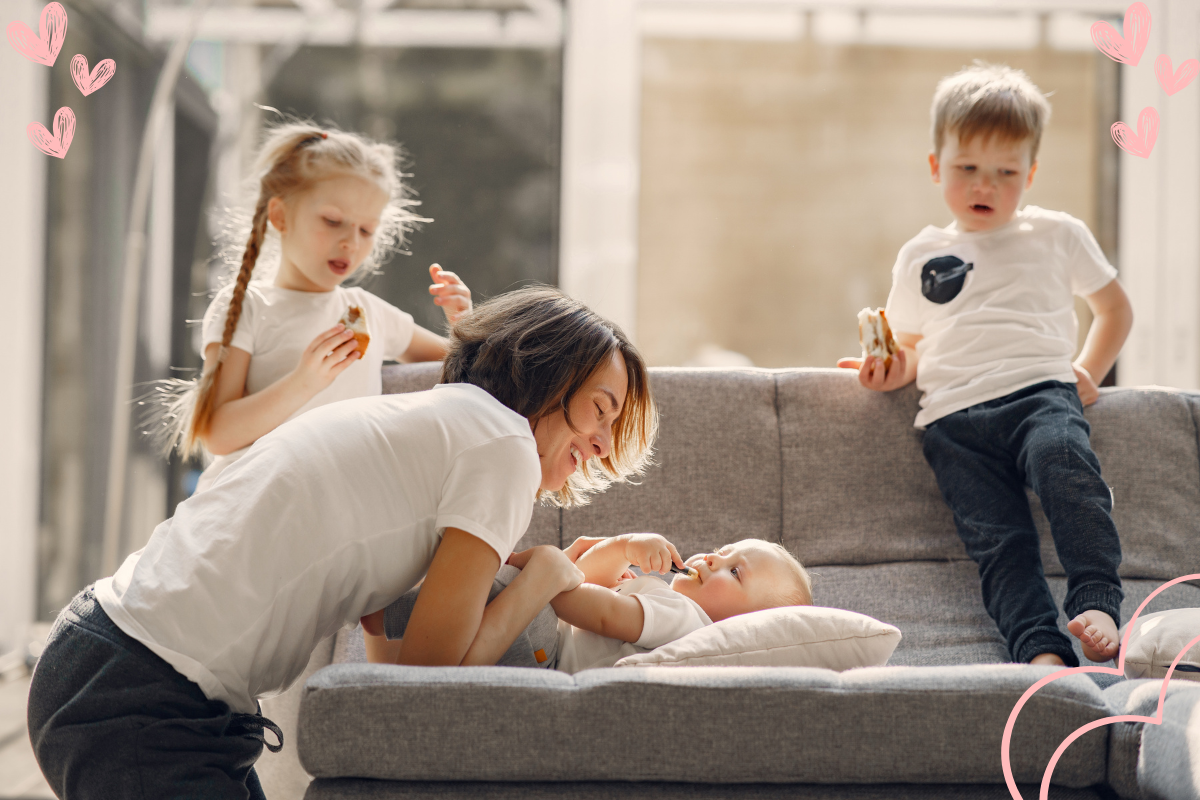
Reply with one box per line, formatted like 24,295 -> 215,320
1123,608 -> 1200,682
614,605 -> 901,669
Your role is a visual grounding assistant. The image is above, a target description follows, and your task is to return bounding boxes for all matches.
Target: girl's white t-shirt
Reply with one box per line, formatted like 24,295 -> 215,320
554,576 -> 712,674
885,206 -> 1118,428
196,281 -> 417,490
95,384 -> 541,714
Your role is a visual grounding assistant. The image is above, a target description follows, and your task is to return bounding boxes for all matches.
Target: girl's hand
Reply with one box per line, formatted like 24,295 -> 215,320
621,533 -> 684,576
429,264 -> 472,325
290,324 -> 360,395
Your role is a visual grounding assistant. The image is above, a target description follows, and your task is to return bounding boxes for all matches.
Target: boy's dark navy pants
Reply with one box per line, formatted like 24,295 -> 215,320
922,380 -> 1124,667
27,586 -> 281,799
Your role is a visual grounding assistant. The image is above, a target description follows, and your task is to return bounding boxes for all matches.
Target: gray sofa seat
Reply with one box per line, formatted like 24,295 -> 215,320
299,663 -> 1110,785
288,365 -> 1200,800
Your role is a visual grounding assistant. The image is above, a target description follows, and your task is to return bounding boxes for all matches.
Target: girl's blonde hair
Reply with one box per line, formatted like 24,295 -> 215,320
149,122 -> 424,458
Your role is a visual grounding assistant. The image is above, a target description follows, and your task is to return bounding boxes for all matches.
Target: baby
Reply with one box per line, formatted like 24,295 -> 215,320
365,533 -> 813,672
528,533 -> 814,673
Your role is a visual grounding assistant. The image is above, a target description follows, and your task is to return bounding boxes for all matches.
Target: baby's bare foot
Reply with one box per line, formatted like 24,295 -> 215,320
1067,610 -> 1120,662
1030,653 -> 1067,668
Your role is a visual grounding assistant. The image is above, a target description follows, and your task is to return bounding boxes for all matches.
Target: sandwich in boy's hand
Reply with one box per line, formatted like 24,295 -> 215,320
857,307 -> 897,369
340,305 -> 370,357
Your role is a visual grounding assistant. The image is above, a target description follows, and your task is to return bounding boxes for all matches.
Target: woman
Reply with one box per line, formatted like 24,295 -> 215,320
27,287 -> 657,799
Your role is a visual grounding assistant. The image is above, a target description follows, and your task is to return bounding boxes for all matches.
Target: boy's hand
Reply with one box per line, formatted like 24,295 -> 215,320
1073,363 -> 1100,406
429,264 -> 472,325
837,351 -> 910,392
621,533 -> 684,576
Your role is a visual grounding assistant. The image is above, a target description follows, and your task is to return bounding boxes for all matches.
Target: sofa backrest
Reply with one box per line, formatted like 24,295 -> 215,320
382,364 -> 1200,582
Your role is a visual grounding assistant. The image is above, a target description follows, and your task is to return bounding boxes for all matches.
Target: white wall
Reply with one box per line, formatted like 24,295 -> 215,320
559,0 -> 641,339
1118,0 -> 1200,389
0,0 -> 47,657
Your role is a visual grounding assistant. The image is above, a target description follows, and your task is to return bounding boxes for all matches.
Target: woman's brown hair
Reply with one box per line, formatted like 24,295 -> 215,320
149,121 -> 423,457
441,286 -> 657,507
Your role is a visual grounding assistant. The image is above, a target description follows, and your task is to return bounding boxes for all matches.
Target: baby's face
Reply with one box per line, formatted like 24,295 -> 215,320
670,540 -> 790,622
929,132 -> 1036,233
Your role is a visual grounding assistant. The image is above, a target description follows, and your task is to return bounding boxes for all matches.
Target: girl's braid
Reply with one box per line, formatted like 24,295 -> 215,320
219,199 -> 270,355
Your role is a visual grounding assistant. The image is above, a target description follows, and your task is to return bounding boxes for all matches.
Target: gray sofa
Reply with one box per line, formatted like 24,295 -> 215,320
257,364 -> 1200,799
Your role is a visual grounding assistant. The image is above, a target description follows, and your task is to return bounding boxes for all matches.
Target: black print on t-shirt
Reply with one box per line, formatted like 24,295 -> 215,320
921,256 -> 974,304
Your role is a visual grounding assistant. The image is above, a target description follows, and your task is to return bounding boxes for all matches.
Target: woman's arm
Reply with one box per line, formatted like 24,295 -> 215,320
395,527 -> 500,666
550,584 -> 645,643
202,324 -> 360,454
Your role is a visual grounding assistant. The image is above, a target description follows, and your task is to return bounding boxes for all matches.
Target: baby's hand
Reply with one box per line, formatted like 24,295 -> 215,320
836,350 -> 908,392
621,533 -> 684,576
429,264 -> 472,325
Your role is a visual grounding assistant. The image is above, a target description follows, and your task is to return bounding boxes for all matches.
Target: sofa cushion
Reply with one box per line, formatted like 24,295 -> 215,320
778,373 -> 1200,584
562,368 -> 781,555
298,663 -> 1110,786
381,363 -> 560,549
303,779 -> 1109,799
1122,608 -> 1200,681
1034,388 -> 1200,583
1103,679 -> 1200,800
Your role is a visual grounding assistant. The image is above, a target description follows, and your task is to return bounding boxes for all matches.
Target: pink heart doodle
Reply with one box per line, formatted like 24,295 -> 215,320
5,1 -> 67,66
1090,2 -> 1151,66
1002,573 -> 1200,800
1110,107 -> 1159,158
26,106 -> 75,158
70,53 -> 115,96
1155,55 -> 1199,96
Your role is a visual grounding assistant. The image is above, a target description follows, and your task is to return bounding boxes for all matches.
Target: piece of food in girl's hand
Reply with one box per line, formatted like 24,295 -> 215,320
340,306 -> 370,356
857,307 -> 897,369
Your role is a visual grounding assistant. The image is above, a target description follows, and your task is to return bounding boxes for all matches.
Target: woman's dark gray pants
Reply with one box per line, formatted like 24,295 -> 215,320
27,586 -> 281,799
922,381 -> 1124,667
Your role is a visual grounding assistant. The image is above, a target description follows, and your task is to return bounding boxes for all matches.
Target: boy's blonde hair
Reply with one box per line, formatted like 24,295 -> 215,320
149,121 -> 425,458
931,62 -> 1051,161
762,542 -> 814,609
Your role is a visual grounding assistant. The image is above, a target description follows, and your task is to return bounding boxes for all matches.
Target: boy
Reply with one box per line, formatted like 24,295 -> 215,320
839,63 -> 1133,668
364,533 -> 813,672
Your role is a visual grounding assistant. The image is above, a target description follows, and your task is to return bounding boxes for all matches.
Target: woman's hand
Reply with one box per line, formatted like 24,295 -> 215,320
289,324 -> 360,395
508,545 -> 584,593
429,264 -> 472,325
621,533 -> 684,576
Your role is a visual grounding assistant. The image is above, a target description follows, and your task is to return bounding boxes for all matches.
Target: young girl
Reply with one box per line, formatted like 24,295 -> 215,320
160,122 -> 472,492
29,287 -> 658,798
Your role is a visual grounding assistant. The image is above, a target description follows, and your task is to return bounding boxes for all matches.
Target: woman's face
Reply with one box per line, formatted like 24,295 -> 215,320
531,351 -> 629,493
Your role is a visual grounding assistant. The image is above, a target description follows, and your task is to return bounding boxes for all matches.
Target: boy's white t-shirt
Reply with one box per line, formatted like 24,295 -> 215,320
196,281 -> 417,491
95,384 -> 541,714
885,206 -> 1118,428
555,576 -> 712,674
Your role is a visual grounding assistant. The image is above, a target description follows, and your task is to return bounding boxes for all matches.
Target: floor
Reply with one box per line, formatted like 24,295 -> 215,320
0,676 -> 52,799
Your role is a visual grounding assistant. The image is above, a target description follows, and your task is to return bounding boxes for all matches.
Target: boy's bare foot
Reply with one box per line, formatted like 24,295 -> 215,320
1030,653 -> 1067,668
1068,610 -> 1120,662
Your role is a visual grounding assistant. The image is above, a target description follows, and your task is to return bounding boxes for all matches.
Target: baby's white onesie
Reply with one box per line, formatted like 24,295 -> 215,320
196,281 -> 415,491
555,575 -> 712,674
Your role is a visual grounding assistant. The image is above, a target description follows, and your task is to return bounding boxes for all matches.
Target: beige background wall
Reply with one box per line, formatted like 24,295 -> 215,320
637,39 -> 1112,368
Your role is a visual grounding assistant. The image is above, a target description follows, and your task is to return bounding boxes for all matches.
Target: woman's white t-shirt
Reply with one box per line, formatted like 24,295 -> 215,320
95,384 -> 541,714
555,576 -> 712,674
196,281 -> 417,491
885,206 -> 1118,428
